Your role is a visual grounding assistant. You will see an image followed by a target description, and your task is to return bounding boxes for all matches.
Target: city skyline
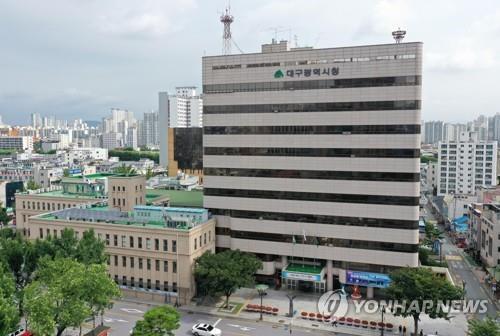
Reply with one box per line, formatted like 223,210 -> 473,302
1,0 -> 499,124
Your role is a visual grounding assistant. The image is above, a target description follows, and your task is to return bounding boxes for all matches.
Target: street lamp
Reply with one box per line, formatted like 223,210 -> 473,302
256,284 -> 269,321
380,303 -> 386,336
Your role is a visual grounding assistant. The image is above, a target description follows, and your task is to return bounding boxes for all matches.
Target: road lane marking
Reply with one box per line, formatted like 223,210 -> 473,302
214,318 -> 222,327
446,255 -> 462,261
121,308 -> 144,314
227,324 -> 255,332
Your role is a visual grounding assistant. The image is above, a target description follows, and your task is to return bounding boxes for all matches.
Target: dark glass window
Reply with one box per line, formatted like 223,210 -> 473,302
204,124 -> 420,135
204,100 -> 420,114
204,188 -> 419,206
224,229 -> 418,253
210,209 -> 418,230
204,168 -> 419,182
204,147 -> 420,158
203,76 -> 421,94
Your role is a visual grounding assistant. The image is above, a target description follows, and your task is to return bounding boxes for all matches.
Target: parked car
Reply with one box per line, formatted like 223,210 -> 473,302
8,328 -> 33,336
192,323 -> 222,336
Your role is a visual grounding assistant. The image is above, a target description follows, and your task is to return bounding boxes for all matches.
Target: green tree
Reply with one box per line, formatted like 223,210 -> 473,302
144,167 -> 155,180
35,228 -> 106,265
63,168 -> 70,177
75,229 -> 107,265
24,258 -> 91,336
131,305 -> 180,336
0,263 -> 19,336
0,204 -> 10,228
26,180 -> 40,190
386,267 -> 463,336
0,231 -> 38,314
82,263 -> 121,328
468,317 -> 500,336
114,164 -> 137,176
194,250 -> 262,308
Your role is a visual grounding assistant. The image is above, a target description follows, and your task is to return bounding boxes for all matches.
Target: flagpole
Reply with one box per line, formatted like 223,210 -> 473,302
302,229 -> 306,268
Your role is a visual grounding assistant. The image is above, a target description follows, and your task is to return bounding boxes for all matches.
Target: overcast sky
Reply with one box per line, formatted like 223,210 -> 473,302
0,0 -> 499,125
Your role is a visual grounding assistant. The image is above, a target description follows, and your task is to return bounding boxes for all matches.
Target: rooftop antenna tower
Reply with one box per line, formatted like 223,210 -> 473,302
220,4 -> 234,54
392,27 -> 406,44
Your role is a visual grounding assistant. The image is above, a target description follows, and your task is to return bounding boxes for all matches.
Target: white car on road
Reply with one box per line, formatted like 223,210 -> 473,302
192,323 -> 222,336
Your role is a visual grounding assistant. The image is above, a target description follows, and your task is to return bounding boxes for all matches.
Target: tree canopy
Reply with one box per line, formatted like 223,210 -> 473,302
194,249 -> 262,307
468,317 -> 500,336
24,257 -> 120,336
386,267 -> 463,336
0,263 -> 19,336
131,305 -> 180,336
114,164 -> 137,176
0,227 -> 109,332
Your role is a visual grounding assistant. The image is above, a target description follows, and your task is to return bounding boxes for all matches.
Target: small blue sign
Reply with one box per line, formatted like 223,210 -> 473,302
346,271 -> 391,288
69,168 -> 82,175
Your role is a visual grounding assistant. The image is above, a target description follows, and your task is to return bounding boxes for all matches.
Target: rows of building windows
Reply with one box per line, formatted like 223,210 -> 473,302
204,168 -> 419,182
204,188 -> 419,206
111,184 -> 143,192
112,274 -> 177,293
204,147 -> 420,158
108,254 -> 177,273
211,54 -> 417,70
203,124 -> 420,135
104,234 -> 178,252
210,208 -> 418,230
21,200 -> 79,212
204,100 -> 421,114
215,228 -> 418,253
203,76 -> 421,94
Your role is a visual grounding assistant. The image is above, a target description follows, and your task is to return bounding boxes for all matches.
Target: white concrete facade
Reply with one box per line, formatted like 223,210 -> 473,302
202,41 -> 422,294
437,131 -> 498,196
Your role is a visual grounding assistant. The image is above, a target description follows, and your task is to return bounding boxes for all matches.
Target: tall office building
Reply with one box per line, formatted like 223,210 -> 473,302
202,40 -> 422,297
159,92 -> 169,168
437,131 -> 497,196
158,88 -> 203,168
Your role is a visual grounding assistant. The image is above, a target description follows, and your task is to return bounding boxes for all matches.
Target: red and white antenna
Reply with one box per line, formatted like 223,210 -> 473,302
220,5 -> 234,55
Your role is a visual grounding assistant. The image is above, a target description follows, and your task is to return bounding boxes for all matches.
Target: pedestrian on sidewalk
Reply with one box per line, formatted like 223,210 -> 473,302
398,325 -> 402,334
419,330 -> 423,336
403,325 -> 407,335
331,316 -> 338,327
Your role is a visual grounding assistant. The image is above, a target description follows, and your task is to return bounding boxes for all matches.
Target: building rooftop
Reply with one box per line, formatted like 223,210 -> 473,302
66,173 -> 116,179
145,189 -> 203,208
36,203 -> 210,231
17,188 -> 102,199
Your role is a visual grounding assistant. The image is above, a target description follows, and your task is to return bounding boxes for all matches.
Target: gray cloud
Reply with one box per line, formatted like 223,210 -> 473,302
0,0 -> 499,125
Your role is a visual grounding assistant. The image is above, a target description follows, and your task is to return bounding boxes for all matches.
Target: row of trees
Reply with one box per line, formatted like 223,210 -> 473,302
0,227 -> 120,336
109,149 -> 159,164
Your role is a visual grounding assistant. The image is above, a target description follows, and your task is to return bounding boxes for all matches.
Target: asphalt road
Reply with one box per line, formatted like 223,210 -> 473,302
87,300 -> 356,336
425,202 -> 498,319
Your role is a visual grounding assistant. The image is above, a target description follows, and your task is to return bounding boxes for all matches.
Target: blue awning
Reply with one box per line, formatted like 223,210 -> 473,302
452,215 -> 468,224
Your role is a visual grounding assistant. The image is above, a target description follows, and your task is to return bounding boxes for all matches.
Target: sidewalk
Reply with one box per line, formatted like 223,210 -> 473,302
174,288 -> 467,336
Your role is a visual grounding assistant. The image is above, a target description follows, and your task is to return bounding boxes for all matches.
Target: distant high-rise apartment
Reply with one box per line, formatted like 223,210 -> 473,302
30,113 -> 42,129
139,111 -> 159,147
423,120 -> 443,144
202,40 -> 422,297
437,131 -> 497,196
